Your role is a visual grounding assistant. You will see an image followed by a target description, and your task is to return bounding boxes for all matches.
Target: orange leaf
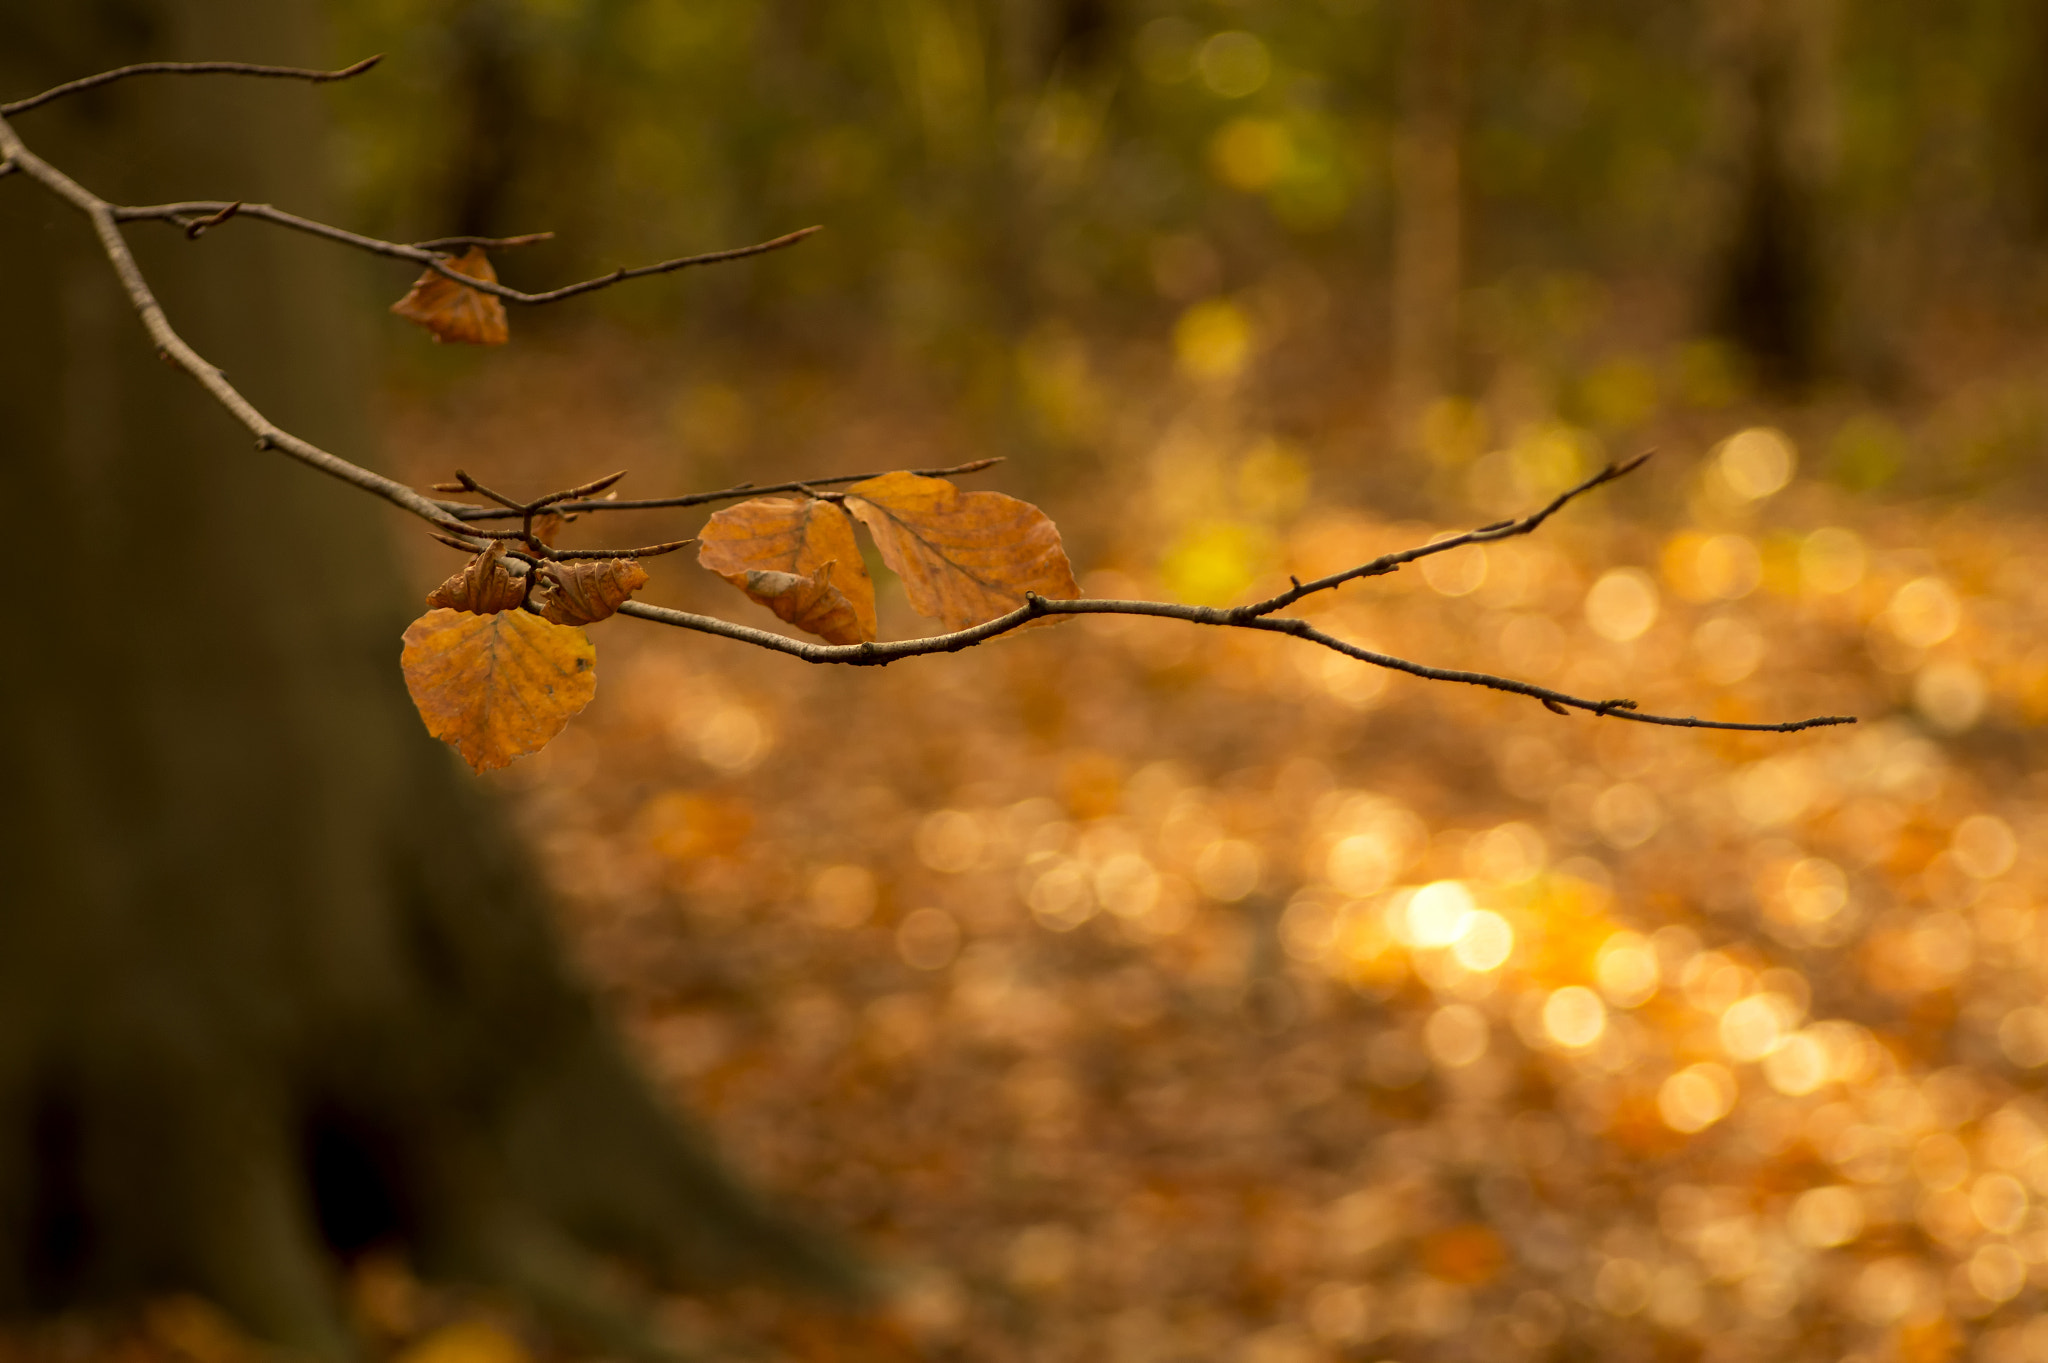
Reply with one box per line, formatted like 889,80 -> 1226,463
531,558 -> 648,626
390,247 -> 510,345
727,565 -> 869,645
400,608 -> 596,772
844,471 -> 1080,631
697,496 -> 877,641
425,541 -> 527,615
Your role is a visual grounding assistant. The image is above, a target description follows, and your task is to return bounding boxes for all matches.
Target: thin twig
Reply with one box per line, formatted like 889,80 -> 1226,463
442,457 -> 1006,521
437,226 -> 824,305
615,596 -> 1854,733
412,231 -> 554,251
184,201 -> 240,239
533,470 -> 628,509
548,538 -> 694,561
451,470 -> 527,514
3,56 -> 382,117
1233,451 -> 1652,620
117,200 -> 818,306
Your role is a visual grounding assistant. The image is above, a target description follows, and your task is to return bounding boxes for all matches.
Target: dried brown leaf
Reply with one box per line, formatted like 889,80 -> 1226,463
425,541 -> 526,614
531,558 -> 648,626
390,247 -> 509,345
845,471 -> 1080,631
400,608 -> 595,772
528,512 -> 565,546
697,496 -> 877,641
728,564 -> 868,645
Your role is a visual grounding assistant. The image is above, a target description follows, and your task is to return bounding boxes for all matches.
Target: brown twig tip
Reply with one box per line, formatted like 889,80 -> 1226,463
542,469 -> 629,506
412,231 -> 556,252
3,55 -> 384,117
184,201 -> 240,239
546,538 -> 696,561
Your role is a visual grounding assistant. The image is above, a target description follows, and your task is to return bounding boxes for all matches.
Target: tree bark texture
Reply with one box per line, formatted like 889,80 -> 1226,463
0,3 -> 852,1358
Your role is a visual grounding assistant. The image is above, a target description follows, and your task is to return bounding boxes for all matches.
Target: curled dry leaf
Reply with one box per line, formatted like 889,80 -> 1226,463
389,246 -> 510,345
425,540 -> 527,615
728,565 -> 869,645
697,496 -> 877,641
531,558 -> 649,626
845,471 -> 1081,631
400,608 -> 596,772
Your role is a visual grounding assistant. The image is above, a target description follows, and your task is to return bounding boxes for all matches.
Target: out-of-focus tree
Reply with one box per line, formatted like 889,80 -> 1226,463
1389,0 -> 1467,449
1702,0 -> 1835,393
0,3 -> 854,1358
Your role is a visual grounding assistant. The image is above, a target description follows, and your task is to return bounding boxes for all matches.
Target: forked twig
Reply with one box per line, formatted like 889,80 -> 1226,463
115,197 -> 819,306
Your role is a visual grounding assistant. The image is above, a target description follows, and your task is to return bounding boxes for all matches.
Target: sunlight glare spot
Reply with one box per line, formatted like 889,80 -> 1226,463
1406,881 -> 1475,949
1594,932 -> 1659,1008
1451,910 -> 1515,973
1659,1063 -> 1736,1133
1585,569 -> 1659,642
1542,986 -> 1607,1049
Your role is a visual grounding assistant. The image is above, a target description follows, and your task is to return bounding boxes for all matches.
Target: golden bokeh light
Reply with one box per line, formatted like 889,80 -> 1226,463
1716,427 -> 1797,501
1541,986 -> 1607,1049
1584,568 -> 1659,642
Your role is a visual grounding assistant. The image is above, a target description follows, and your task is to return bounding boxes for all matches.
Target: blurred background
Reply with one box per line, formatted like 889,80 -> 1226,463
54,1 -> 2048,1361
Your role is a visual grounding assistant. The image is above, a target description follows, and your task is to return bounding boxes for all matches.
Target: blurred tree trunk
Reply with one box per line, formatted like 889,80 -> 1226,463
1703,0 -> 1835,392
1388,0 -> 1466,452
445,0 -> 538,239
2006,0 -> 2048,240
0,3 -> 851,1359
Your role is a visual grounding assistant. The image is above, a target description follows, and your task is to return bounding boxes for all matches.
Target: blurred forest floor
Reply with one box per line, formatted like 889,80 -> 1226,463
12,259 -> 2048,1363
10,3 -> 2048,1361
350,309 -> 2048,1362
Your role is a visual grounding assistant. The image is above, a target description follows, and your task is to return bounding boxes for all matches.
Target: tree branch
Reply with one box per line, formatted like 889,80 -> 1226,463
0,113 -> 464,531
2,56 -> 383,117
115,199 -> 819,304
2,59 -> 1855,741
617,595 -> 1854,733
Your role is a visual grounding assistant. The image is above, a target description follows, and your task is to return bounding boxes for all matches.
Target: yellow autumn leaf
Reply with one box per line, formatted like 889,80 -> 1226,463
400,608 -> 595,772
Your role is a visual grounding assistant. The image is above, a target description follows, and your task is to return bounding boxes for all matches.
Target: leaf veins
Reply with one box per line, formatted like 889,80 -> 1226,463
400,608 -> 596,772
844,472 -> 1080,631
